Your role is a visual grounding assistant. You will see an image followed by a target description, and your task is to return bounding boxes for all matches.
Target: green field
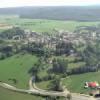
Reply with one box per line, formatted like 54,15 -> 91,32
0,87 -> 43,100
0,15 -> 100,33
62,71 -> 100,94
0,53 -> 38,89
36,71 -> 100,94
68,62 -> 86,69
36,80 -> 51,90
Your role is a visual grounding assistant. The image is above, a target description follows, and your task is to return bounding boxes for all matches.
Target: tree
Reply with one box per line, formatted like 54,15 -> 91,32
56,41 -> 73,56
52,58 -> 68,74
1,27 -> 24,39
49,76 -> 63,91
28,66 -> 38,76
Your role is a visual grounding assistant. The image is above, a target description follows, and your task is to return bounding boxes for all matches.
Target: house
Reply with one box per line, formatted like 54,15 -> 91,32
84,82 -> 99,88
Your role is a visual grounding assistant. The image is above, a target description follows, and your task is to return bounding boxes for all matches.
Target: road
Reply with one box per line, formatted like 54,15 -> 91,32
0,79 -> 70,97
72,93 -> 96,100
0,77 -> 97,100
29,77 -> 96,100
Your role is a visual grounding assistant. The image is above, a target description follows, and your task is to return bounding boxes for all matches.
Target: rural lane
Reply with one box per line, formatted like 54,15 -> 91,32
0,77 -> 97,100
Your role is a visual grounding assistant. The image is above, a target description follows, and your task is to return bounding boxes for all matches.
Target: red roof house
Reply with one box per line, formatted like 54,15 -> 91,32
85,82 -> 99,88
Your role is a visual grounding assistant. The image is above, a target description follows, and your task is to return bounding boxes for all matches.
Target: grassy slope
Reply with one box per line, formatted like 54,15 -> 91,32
62,71 -> 100,94
0,87 -> 43,100
0,53 -> 38,89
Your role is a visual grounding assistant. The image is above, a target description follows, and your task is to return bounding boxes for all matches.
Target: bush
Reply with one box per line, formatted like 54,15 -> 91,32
0,53 -> 6,60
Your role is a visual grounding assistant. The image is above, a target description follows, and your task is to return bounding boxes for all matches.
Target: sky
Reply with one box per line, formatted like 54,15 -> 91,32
0,0 -> 100,8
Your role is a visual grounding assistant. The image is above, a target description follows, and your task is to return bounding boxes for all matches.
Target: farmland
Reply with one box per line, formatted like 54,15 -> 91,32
0,15 -> 100,33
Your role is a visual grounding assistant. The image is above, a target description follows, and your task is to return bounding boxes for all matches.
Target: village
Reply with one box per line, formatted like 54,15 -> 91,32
10,26 -> 100,49
0,25 -> 100,100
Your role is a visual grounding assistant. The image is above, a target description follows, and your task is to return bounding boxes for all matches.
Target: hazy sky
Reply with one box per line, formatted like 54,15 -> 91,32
0,0 -> 100,8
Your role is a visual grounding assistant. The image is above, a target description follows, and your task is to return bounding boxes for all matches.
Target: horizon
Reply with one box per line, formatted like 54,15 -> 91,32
0,5 -> 100,9
0,0 -> 100,8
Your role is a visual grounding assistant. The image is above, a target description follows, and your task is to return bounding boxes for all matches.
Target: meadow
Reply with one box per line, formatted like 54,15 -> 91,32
0,86 -> 43,100
62,71 -> 100,94
0,53 -> 38,89
36,71 -> 100,94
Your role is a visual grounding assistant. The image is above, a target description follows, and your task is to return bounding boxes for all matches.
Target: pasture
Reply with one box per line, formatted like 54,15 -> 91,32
62,71 -> 100,94
0,87 -> 43,100
0,53 -> 38,89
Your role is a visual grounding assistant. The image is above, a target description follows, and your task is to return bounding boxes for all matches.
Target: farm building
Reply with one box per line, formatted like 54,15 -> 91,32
84,82 -> 99,88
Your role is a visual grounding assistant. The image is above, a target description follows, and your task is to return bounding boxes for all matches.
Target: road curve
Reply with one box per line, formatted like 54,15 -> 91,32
0,78 -> 96,100
29,77 -> 96,100
0,81 -> 70,97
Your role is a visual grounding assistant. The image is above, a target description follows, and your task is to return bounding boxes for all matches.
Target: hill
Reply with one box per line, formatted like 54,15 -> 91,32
0,53 -> 38,89
0,6 -> 100,21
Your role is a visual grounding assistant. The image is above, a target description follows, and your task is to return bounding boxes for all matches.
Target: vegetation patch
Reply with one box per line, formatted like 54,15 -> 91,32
0,53 -> 38,89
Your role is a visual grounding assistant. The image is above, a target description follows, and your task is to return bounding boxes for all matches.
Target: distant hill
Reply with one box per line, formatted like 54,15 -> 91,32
0,6 -> 100,21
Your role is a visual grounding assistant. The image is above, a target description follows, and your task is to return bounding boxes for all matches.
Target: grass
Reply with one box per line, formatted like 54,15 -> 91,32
62,71 -> 100,94
36,80 -> 51,90
0,15 -> 100,33
52,55 -> 85,69
0,53 -> 38,89
0,86 -> 43,100
68,62 -> 86,69
53,55 -> 82,62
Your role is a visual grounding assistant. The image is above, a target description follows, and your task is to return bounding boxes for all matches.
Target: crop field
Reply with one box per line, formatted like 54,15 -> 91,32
0,53 -> 38,89
0,15 -> 100,33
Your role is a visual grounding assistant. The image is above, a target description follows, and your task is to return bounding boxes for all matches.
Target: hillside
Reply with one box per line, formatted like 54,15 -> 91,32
0,54 -> 38,89
0,6 -> 100,21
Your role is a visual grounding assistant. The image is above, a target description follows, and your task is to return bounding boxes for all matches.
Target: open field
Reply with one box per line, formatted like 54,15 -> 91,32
0,53 -> 38,89
36,71 -> 100,94
0,86 -> 43,100
0,15 -> 100,33
62,71 -> 100,94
